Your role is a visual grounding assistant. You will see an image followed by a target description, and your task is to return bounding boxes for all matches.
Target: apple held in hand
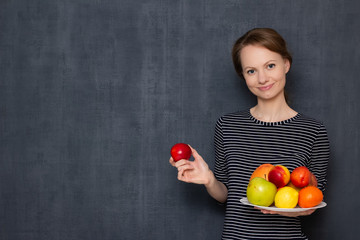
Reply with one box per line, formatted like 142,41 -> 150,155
290,166 -> 311,188
247,177 -> 277,207
268,165 -> 290,188
170,143 -> 191,162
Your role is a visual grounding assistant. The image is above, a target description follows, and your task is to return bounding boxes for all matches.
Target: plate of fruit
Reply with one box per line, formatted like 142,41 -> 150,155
240,197 -> 327,212
241,164 -> 327,212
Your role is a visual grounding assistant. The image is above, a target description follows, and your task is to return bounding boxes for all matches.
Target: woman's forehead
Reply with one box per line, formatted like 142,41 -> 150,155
240,45 -> 282,66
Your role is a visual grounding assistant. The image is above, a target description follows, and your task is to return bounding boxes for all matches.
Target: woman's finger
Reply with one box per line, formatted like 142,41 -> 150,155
178,169 -> 189,182
177,164 -> 195,173
174,159 -> 192,168
169,157 -> 176,166
189,145 -> 201,159
298,209 -> 315,216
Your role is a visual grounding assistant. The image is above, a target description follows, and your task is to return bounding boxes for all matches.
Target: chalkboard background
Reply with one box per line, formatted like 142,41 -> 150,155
1,0 -> 359,239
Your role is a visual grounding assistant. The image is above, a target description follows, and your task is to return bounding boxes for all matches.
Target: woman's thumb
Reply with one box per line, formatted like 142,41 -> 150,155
189,145 -> 200,159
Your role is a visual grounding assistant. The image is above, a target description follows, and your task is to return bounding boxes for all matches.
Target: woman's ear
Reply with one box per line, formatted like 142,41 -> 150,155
284,59 -> 291,74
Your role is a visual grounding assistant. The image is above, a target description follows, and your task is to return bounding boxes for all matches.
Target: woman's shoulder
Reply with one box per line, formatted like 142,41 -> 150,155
294,113 -> 328,131
296,113 -> 325,125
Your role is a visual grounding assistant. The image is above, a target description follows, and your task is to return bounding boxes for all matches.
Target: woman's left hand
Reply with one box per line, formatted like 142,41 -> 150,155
255,207 -> 315,217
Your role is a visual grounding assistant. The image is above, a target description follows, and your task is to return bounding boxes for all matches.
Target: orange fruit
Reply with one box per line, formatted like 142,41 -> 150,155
249,164 -> 274,181
298,186 -> 323,208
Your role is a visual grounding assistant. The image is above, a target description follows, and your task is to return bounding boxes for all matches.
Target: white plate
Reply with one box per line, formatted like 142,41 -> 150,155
240,197 -> 327,212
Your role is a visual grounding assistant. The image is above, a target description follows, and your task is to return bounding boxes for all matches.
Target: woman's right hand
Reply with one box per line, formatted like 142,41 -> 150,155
170,145 -> 228,203
169,145 -> 213,185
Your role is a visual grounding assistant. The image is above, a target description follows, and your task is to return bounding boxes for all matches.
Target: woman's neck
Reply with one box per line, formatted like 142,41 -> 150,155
250,97 -> 297,122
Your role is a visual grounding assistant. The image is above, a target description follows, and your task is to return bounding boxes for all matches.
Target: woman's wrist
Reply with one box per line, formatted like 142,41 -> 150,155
204,170 -> 216,188
204,170 -> 228,203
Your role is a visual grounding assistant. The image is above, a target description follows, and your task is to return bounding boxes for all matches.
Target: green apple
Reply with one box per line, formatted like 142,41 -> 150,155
247,177 -> 277,207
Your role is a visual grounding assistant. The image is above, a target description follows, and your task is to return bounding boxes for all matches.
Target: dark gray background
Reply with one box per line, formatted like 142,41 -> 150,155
1,0 -> 359,239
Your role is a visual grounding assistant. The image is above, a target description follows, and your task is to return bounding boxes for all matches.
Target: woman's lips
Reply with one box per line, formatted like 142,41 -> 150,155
258,83 -> 274,91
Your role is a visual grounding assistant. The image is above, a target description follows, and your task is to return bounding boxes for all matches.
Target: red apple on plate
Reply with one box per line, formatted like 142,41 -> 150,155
290,166 -> 311,188
170,143 -> 191,162
268,165 -> 290,188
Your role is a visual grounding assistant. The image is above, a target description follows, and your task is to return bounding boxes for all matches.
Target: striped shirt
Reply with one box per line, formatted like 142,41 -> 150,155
214,109 -> 330,240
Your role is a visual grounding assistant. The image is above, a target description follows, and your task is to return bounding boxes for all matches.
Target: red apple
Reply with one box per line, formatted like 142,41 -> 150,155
170,143 -> 191,162
290,166 -> 311,188
268,165 -> 290,188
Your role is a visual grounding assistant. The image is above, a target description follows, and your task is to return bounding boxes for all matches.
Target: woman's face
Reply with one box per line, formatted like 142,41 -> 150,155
240,45 -> 290,102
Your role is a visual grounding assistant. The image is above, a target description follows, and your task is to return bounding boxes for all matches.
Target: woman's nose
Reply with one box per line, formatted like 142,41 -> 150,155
257,70 -> 268,84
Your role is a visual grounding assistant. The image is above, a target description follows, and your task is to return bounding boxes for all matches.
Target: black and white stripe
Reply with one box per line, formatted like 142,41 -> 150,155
214,109 -> 330,240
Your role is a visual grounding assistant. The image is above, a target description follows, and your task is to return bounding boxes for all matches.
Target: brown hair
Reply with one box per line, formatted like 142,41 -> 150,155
232,28 -> 292,78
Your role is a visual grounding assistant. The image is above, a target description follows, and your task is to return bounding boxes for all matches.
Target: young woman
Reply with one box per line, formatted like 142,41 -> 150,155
170,28 -> 330,240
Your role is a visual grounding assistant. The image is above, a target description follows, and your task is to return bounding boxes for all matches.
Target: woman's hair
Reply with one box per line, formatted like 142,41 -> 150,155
232,28 -> 292,78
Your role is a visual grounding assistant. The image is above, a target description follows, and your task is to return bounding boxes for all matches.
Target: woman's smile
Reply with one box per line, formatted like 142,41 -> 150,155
258,83 -> 274,91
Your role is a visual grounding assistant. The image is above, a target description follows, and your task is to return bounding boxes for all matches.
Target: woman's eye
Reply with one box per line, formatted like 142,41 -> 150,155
268,64 -> 275,69
247,69 -> 255,75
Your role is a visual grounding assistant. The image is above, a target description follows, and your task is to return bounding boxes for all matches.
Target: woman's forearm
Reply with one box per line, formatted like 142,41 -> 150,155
204,171 -> 228,203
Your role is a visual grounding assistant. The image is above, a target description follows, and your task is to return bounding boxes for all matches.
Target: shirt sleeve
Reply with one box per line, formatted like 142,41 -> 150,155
308,123 -> 330,192
213,117 -> 229,189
